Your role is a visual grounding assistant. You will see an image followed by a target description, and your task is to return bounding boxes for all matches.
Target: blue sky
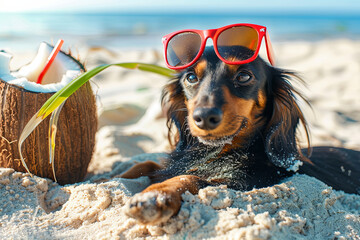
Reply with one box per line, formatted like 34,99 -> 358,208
0,0 -> 359,13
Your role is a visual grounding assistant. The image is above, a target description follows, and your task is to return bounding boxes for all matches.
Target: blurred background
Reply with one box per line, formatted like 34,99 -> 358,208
0,0 -> 359,52
0,0 -> 359,149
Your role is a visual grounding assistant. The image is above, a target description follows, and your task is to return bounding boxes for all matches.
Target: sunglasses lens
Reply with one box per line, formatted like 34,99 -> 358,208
166,32 -> 202,67
217,26 -> 259,62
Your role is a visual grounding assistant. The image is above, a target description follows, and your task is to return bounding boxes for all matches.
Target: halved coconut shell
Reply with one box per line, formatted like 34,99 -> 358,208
0,43 -> 97,184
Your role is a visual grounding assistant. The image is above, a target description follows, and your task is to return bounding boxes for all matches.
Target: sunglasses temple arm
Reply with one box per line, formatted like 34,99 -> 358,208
264,31 -> 276,66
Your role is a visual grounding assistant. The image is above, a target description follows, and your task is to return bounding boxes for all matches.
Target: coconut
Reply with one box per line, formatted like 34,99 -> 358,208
0,43 -> 97,184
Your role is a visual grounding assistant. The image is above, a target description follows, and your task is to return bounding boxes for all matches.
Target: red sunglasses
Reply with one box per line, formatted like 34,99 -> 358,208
162,23 -> 275,70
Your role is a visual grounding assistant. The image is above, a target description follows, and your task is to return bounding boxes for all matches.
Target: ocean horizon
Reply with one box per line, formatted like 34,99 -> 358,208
1,12 -> 360,51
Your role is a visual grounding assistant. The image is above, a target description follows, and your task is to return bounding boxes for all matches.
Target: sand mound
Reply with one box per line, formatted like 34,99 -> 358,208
1,165 -> 359,239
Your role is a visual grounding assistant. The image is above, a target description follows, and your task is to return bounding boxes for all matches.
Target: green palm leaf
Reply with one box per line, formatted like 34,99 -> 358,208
18,62 -> 175,180
38,63 -> 174,119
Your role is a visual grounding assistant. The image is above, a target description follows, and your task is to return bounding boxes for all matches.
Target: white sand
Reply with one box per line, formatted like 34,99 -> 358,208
1,39 -> 360,239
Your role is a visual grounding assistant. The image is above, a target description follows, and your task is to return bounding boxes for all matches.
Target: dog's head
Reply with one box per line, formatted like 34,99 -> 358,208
162,46 -> 309,169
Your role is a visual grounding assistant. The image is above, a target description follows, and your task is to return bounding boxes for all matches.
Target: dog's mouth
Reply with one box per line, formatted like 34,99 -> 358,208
196,119 -> 248,147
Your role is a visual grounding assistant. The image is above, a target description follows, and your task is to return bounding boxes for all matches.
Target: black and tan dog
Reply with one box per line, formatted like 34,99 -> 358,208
121,46 -> 360,224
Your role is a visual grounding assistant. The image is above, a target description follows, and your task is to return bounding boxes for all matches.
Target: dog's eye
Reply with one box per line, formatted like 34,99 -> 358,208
235,71 -> 252,84
185,73 -> 199,84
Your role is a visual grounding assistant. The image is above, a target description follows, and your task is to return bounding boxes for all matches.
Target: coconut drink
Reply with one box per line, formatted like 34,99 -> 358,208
0,42 -> 97,184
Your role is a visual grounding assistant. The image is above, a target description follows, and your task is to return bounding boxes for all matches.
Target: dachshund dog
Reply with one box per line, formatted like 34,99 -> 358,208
122,46 -> 360,225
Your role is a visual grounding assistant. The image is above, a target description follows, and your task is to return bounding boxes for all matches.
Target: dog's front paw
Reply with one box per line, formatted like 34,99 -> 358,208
125,191 -> 180,224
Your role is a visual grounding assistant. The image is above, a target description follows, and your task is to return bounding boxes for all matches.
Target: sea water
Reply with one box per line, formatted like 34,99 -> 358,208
0,12 -> 359,51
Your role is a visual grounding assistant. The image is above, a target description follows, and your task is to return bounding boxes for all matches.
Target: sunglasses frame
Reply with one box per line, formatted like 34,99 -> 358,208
162,23 -> 276,70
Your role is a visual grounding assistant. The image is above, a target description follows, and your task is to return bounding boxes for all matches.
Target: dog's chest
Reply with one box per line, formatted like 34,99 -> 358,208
169,147 -> 253,188
191,152 -> 249,180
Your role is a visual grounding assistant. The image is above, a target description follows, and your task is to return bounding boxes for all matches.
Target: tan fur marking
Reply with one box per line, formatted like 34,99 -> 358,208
257,90 -> 267,109
226,64 -> 240,73
142,175 -> 201,194
187,87 -> 256,140
193,60 -> 207,78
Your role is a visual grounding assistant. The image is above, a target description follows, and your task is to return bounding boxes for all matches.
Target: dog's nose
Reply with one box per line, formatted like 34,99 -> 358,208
193,108 -> 223,130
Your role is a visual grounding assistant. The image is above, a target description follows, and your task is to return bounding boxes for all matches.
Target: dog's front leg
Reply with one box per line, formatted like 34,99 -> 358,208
119,161 -> 163,179
93,161 -> 162,183
125,175 -> 205,224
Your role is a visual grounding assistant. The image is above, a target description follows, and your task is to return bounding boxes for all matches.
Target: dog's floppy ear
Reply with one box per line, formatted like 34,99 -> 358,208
264,68 -> 310,170
161,76 -> 189,150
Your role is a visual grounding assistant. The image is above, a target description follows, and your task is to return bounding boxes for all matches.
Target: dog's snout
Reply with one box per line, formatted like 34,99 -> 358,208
193,108 -> 223,130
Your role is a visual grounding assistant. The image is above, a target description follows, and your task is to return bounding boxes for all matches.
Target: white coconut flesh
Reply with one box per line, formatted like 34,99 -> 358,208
0,42 -> 82,93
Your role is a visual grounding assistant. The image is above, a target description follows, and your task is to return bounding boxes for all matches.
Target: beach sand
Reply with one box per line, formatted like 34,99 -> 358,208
1,39 -> 360,239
